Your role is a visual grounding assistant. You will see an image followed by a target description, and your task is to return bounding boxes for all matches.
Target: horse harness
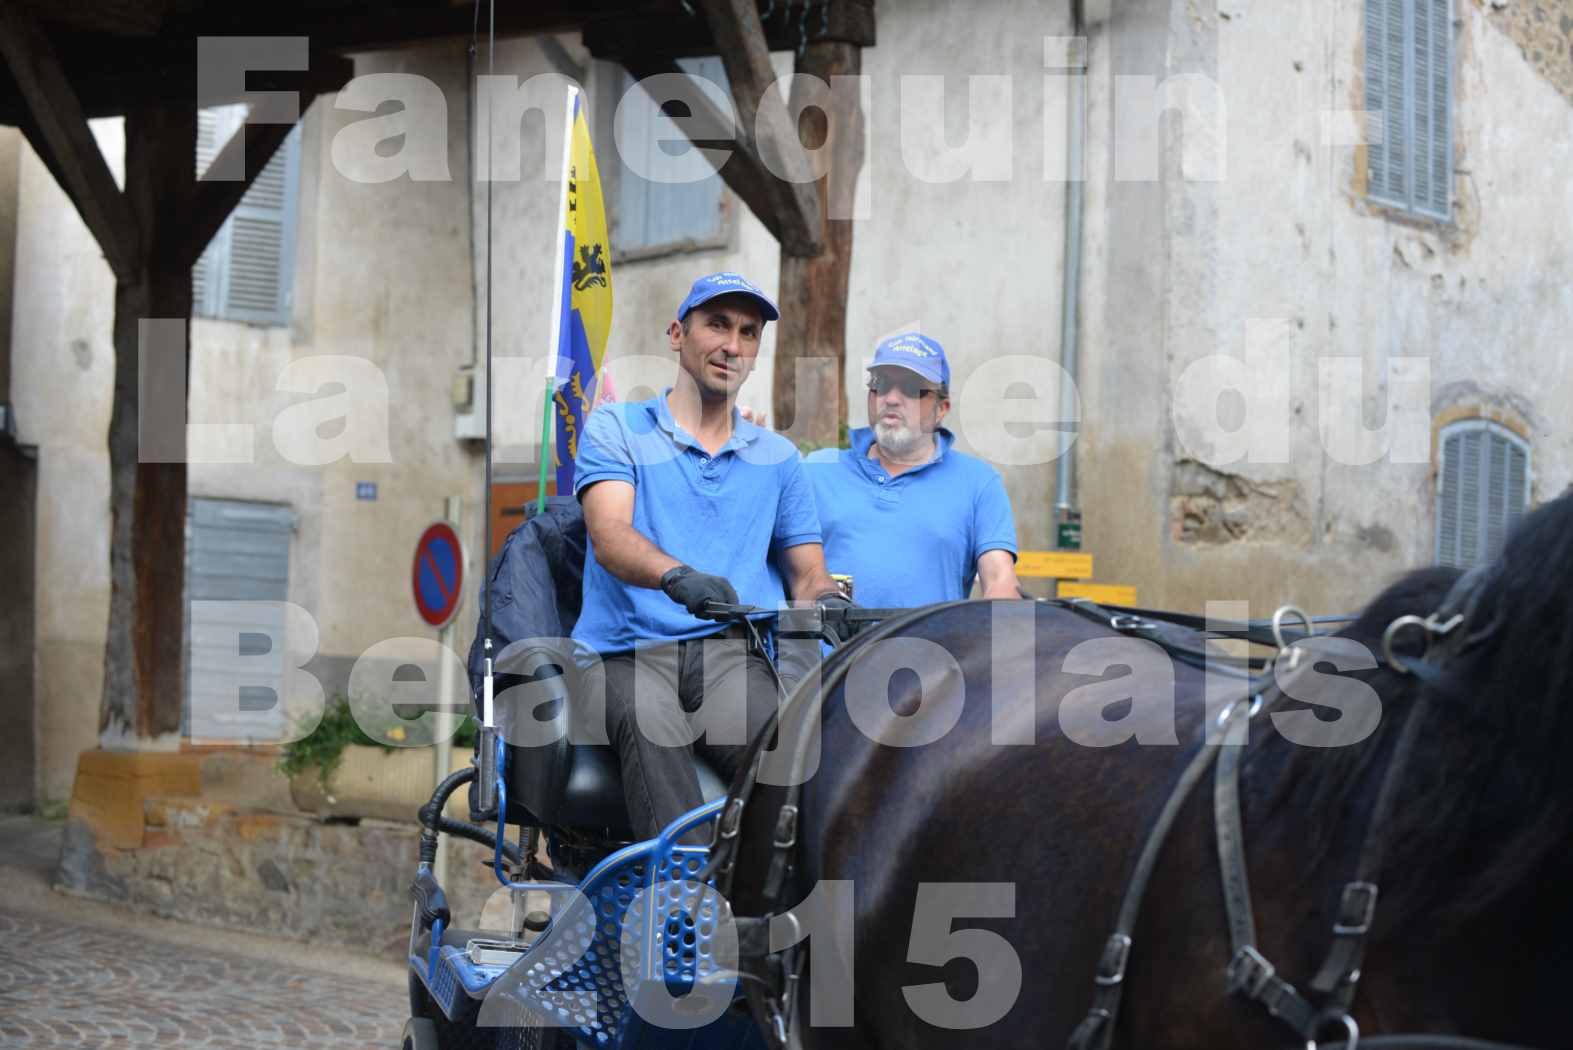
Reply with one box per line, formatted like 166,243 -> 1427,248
700,585 -> 1533,1050
1065,574 -> 1538,1050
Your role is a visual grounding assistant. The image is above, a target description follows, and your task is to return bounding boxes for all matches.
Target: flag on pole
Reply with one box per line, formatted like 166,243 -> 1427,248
546,86 -> 614,497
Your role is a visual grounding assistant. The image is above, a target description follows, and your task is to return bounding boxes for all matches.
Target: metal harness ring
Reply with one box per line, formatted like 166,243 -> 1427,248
1305,1009 -> 1359,1050
1272,605 -> 1314,670
1381,614 -> 1430,675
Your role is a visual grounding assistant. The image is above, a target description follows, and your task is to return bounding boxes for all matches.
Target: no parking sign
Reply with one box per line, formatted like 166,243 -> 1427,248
412,521 -> 464,628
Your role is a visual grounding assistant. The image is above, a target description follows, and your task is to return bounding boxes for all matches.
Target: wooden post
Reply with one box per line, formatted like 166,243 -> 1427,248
100,102 -> 197,742
772,40 -> 865,450
3,2 -> 340,743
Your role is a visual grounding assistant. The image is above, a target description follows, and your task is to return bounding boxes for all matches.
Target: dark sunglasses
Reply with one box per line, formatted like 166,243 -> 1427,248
868,375 -> 937,399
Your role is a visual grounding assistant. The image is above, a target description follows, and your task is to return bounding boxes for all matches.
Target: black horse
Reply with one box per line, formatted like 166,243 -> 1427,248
731,491 -> 1573,1049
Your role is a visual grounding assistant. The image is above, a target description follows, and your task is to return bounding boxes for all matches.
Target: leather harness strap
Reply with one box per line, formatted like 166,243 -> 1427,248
707,592 -> 1541,1050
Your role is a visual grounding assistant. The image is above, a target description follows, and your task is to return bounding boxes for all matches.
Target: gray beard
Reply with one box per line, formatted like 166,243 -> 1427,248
874,419 -> 929,459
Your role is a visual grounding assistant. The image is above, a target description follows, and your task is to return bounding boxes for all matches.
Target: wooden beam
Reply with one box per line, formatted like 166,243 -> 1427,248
693,0 -> 821,257
183,1 -> 621,57
585,0 -> 876,59
0,4 -> 141,280
619,56 -> 797,249
0,50 -> 352,127
772,40 -> 865,447
101,102 -> 197,743
11,0 -> 170,37
179,93 -> 320,271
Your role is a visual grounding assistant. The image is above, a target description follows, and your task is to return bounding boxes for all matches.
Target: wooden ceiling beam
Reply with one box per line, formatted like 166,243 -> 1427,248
692,0 -> 821,257
178,94 -> 323,271
619,54 -> 794,249
10,0 -> 171,38
0,4 -> 142,280
585,0 -> 875,60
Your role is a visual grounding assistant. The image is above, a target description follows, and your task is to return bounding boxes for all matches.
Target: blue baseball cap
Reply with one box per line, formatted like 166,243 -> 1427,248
676,271 -> 779,323
870,332 -> 949,388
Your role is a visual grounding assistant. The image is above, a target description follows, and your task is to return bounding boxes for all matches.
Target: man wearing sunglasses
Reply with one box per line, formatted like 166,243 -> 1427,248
803,332 -> 1021,608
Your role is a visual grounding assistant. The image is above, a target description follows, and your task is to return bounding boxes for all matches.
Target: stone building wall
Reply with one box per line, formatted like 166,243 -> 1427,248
1487,0 -> 1573,104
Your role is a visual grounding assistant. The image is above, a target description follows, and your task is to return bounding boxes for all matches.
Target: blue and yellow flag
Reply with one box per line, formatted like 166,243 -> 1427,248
550,88 -> 613,494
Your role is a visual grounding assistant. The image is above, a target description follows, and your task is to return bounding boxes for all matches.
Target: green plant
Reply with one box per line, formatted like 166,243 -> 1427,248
278,697 -> 478,788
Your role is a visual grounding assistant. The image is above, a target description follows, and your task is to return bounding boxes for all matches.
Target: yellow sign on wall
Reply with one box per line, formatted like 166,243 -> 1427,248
1058,582 -> 1138,606
1016,550 -> 1094,579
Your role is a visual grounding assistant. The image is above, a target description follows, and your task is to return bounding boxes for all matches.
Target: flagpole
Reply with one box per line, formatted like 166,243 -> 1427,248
540,84 -> 579,514
479,0 -> 497,751
536,377 -> 553,514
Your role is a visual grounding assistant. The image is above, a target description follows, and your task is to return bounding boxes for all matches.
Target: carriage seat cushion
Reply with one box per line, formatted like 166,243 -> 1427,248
555,745 -> 728,834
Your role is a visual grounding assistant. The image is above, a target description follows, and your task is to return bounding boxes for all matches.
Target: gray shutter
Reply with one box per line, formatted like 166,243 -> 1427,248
192,105 -> 300,326
1364,0 -> 1450,218
1457,429 -> 1481,565
1365,0 -> 1409,207
185,498 -> 295,742
1422,0 -> 1452,219
1436,424 -> 1530,568
223,125 -> 301,325
1484,430 -> 1508,558
614,57 -> 726,253
192,106 -> 240,318
1505,440 -> 1527,534
1411,0 -> 1452,219
1437,429 -> 1463,567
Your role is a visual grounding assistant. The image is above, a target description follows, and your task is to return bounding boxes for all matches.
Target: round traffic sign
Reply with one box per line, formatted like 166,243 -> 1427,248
412,521 -> 464,628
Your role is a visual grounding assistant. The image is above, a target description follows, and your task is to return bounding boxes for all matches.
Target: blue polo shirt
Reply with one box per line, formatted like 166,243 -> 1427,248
571,393 -> 821,655
803,427 -> 1017,608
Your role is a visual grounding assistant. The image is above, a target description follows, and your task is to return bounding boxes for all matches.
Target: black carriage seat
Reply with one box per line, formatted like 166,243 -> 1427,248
468,497 -> 727,838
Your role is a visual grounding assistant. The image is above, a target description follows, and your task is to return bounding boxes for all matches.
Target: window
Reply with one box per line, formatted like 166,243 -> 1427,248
193,105 -> 302,326
1363,0 -> 1452,221
1435,421 -> 1529,568
185,498 -> 295,742
602,57 -> 730,257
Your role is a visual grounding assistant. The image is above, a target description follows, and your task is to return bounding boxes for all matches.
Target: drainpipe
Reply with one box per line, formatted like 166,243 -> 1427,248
1054,1 -> 1090,549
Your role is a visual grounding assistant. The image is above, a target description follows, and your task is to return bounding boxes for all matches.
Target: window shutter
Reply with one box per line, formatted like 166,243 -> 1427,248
185,498 -> 295,742
1437,430 -> 1463,567
1423,0 -> 1452,219
1506,440 -> 1527,534
224,126 -> 301,325
1484,430 -> 1509,558
1457,428 -> 1482,566
1364,0 -> 1450,219
613,57 -> 726,254
1410,0 -> 1452,219
1436,423 -> 1530,568
1365,0 -> 1408,206
192,105 -> 301,327
193,105 -> 241,317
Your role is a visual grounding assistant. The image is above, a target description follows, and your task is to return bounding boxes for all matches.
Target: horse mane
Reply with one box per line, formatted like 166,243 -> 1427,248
1261,491 -> 1573,931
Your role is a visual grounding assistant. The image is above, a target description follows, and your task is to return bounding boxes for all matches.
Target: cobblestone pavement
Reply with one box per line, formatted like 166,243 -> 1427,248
0,907 -> 408,1048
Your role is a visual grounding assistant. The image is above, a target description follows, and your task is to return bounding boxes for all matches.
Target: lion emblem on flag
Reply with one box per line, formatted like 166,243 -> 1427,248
572,244 -> 608,291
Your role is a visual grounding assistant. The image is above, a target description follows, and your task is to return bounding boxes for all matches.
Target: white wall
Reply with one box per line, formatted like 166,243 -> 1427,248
11,119 -> 122,799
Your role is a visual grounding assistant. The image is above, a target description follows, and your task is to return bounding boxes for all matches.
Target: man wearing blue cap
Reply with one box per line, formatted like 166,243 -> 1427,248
804,332 -> 1021,608
571,272 -> 846,841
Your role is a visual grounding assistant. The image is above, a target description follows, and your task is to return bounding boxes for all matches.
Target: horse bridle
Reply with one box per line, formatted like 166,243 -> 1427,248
1066,576 -> 1541,1050
699,584 -> 1535,1050
703,597 -> 1334,1047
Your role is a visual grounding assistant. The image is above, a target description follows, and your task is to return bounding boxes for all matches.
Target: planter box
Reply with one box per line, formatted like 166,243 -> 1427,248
290,745 -> 473,823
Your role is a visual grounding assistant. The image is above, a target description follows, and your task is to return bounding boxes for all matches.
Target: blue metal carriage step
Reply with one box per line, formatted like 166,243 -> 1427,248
413,799 -> 761,1050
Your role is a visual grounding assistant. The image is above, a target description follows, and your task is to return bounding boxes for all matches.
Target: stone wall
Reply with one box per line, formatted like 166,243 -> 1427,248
1487,0 -> 1573,105
57,798 -> 509,962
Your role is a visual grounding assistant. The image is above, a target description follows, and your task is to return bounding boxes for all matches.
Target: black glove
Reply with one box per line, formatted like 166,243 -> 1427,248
814,590 -> 856,644
660,565 -> 740,619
